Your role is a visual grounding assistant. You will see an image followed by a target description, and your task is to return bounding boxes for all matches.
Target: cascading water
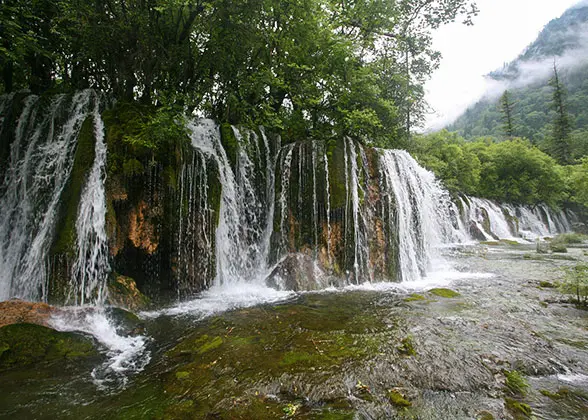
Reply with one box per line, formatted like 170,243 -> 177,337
69,97 -> 110,305
378,149 -> 466,282
187,120 -> 277,286
460,196 -> 574,240
0,91 -> 93,301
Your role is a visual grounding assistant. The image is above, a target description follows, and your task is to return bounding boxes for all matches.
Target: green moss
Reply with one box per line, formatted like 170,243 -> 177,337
51,116 -> 96,257
539,281 -> 555,288
0,323 -> 96,370
428,288 -> 461,298
168,335 -> 223,358
397,336 -> 416,356
540,388 -> 568,400
404,294 -> 426,302
554,233 -> 588,244
480,241 -> 500,246
108,275 -> 151,311
504,397 -> 532,419
387,390 -> 412,408
505,370 -> 529,396
500,239 -> 520,246
175,371 -> 190,380
220,123 -> 238,169
327,137 -> 348,210
476,411 -> 495,420
550,242 -> 568,253
280,351 -> 318,367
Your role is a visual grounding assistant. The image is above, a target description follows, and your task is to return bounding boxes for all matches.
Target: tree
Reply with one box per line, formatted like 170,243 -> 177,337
559,264 -> 588,306
549,62 -> 573,164
499,90 -> 515,138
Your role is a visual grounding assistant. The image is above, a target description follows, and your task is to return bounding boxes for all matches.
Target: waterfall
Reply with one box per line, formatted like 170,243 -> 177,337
69,97 -> 110,305
187,120 -> 276,286
459,196 -> 574,240
378,150 -> 464,282
0,91 -> 94,301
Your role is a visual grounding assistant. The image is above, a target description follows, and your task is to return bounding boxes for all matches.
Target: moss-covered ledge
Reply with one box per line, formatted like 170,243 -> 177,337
0,323 -> 97,371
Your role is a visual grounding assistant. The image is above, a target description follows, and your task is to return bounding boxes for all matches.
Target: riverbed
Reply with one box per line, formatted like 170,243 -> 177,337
0,243 -> 587,419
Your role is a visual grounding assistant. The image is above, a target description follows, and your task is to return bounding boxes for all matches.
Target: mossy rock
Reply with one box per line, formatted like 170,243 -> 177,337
539,281 -> 555,288
397,336 -> 416,356
387,390 -> 412,408
220,123 -> 238,170
51,115 -> 97,257
504,397 -> 532,419
107,274 -> 151,311
480,241 -> 500,246
428,288 -> 461,298
404,294 -> 426,303
0,323 -> 97,370
476,411 -> 495,420
550,242 -> 568,253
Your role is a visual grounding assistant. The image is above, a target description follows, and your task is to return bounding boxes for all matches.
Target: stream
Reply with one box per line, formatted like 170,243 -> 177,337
0,242 -> 586,419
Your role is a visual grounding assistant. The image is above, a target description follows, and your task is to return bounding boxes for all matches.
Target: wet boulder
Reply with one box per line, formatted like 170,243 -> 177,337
265,254 -> 328,291
0,323 -> 97,370
0,299 -> 60,328
469,222 -> 488,241
107,274 -> 151,311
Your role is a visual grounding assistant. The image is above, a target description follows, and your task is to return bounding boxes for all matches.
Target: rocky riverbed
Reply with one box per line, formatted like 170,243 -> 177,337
0,242 -> 587,419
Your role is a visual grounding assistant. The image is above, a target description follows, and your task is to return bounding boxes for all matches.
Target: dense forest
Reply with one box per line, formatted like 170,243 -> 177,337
0,0 -> 477,146
1,0 -> 587,214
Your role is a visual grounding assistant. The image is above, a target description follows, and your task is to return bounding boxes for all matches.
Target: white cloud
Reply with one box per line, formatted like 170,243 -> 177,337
424,0 -> 581,131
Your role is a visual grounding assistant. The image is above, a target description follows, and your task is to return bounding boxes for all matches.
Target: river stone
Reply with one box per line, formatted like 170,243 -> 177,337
0,299 -> 61,328
107,274 -> 150,311
469,221 -> 488,241
572,222 -> 588,235
265,254 -> 328,291
0,323 -> 97,370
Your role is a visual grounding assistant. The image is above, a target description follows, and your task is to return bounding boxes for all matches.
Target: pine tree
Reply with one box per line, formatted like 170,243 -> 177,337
549,63 -> 573,164
499,90 -> 515,138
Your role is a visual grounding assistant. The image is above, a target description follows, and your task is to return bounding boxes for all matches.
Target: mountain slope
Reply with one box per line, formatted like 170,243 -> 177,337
448,3 -> 588,142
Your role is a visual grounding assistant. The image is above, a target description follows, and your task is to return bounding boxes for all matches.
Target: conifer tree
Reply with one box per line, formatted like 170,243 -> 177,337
499,90 -> 515,138
549,62 -> 573,164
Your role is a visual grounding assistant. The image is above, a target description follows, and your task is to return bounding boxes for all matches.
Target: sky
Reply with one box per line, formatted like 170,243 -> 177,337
425,0 -> 581,131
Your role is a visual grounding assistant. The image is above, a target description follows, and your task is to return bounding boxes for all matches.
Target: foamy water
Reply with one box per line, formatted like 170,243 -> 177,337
50,308 -> 151,389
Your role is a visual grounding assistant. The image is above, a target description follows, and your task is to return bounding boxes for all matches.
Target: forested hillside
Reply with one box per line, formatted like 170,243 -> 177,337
448,3 -> 588,152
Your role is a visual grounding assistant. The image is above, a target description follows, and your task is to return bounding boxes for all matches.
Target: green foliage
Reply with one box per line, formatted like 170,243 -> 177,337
412,133 -> 567,206
412,130 -> 481,195
504,397 -> 532,420
549,63 -> 573,164
566,158 -> 588,207
500,90 -> 516,138
0,0 -> 477,143
559,263 -> 588,306
505,370 -> 530,396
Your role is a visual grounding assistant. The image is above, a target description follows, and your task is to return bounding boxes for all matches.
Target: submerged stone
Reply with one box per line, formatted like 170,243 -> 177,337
428,288 -> 461,298
387,389 -> 412,408
266,253 -> 330,291
0,323 -> 97,370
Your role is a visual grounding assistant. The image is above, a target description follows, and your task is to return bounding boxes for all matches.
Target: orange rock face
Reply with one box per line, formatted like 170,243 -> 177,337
0,299 -> 60,328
